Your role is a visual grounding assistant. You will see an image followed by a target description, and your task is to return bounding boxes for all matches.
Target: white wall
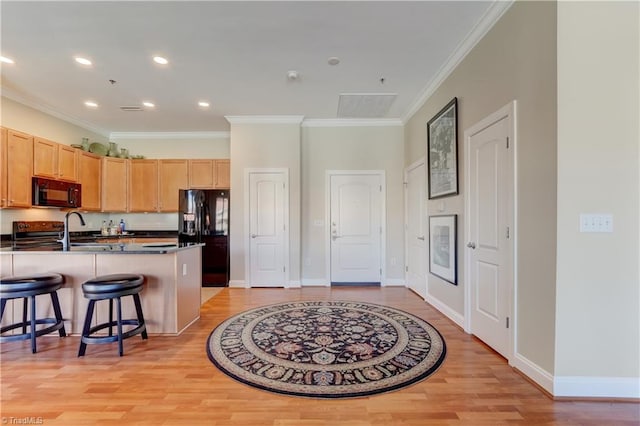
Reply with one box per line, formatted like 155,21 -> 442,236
555,1 -> 639,396
108,137 -> 229,159
301,124 -> 405,284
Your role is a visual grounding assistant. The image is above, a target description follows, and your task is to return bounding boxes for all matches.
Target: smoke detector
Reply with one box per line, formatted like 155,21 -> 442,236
287,70 -> 299,81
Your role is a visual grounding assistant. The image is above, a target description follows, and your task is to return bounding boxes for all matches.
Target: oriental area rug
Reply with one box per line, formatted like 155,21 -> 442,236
206,300 -> 446,398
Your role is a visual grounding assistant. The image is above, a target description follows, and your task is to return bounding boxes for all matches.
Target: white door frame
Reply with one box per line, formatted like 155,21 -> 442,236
404,157 -> 426,298
244,168 -> 290,288
463,100 -> 517,362
325,170 -> 386,285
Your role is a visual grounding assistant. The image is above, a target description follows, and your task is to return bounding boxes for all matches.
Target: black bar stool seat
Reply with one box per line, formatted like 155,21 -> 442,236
0,272 -> 67,353
78,273 -> 148,357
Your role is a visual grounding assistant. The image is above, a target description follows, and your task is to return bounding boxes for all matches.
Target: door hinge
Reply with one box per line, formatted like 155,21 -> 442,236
380,226 -> 382,235
405,266 -> 408,272
379,185 -> 382,192
506,226 -> 510,239
506,317 -> 510,328
283,266 -> 286,272
506,137 -> 510,149
379,268 -> 382,276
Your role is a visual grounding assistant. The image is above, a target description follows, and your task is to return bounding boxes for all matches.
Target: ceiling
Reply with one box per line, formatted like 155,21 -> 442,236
1,1 -> 506,136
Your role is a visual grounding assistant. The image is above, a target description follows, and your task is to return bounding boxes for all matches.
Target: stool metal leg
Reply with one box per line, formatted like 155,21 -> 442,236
50,291 -> 67,337
132,293 -> 148,340
22,297 -> 28,334
29,295 -> 37,353
116,297 -> 124,357
0,298 -> 6,322
108,299 -> 114,337
78,300 -> 95,357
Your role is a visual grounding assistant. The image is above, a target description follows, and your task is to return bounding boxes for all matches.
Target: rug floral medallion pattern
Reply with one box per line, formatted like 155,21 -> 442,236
207,301 -> 446,398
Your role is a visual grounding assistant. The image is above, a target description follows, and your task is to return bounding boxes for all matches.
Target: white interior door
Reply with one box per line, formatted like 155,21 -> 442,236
329,173 -> 383,284
248,171 -> 287,287
467,110 -> 513,359
405,160 -> 427,298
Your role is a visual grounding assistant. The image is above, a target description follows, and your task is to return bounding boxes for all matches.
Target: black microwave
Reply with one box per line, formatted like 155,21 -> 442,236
32,177 -> 82,208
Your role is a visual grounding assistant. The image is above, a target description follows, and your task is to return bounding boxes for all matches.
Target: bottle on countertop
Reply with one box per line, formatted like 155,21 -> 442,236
101,220 -> 109,236
109,220 -> 117,236
119,219 -> 126,234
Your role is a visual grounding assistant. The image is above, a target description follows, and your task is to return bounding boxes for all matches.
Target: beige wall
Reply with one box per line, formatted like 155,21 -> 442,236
109,137 -> 229,159
228,122 -> 302,285
556,1 -> 639,380
301,125 -> 405,283
405,1 -> 558,372
1,97 -> 109,146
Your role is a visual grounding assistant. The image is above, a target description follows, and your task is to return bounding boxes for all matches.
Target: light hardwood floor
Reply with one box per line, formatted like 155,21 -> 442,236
1,287 -> 638,425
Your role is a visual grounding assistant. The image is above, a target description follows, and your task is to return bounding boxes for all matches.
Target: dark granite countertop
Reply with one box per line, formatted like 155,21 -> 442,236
0,242 -> 202,254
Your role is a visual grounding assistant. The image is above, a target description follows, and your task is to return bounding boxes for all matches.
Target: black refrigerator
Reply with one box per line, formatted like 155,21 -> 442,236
178,189 -> 229,287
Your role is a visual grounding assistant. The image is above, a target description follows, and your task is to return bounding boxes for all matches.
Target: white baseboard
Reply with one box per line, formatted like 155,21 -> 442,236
301,279 -> 330,286
287,280 -> 301,288
512,353 -> 554,395
228,280 -> 246,288
554,376 -> 640,398
424,293 -> 464,328
382,278 -> 405,287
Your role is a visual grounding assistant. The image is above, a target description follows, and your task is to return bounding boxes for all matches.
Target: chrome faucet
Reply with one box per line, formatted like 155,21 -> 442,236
57,211 -> 86,251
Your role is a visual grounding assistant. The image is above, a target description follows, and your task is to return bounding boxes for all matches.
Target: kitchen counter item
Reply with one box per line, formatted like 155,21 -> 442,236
89,143 -> 107,156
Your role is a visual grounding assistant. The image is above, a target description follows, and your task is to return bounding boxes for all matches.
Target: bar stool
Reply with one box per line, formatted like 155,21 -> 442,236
0,273 -> 67,353
78,273 -> 148,357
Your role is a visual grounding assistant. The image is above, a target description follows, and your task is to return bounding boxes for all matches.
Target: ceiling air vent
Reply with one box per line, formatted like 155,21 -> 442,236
337,93 -> 397,118
119,106 -> 143,112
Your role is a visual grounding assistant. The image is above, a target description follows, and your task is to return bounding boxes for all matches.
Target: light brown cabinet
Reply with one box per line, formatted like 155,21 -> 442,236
33,138 -> 78,182
0,128 -> 7,208
57,145 -> 78,181
188,159 -> 214,188
214,159 -> 230,189
129,159 -> 158,212
159,160 -> 188,212
78,151 -> 102,211
5,129 -> 34,208
102,157 -> 128,212
188,159 -> 230,189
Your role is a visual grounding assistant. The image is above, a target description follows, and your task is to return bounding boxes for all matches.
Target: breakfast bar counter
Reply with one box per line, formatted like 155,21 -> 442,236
0,244 -> 204,336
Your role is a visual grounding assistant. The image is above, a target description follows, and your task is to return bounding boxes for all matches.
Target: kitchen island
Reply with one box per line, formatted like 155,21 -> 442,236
0,243 -> 203,335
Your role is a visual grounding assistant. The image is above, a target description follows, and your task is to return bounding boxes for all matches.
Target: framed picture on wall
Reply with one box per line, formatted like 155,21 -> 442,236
427,97 -> 458,199
429,214 -> 457,285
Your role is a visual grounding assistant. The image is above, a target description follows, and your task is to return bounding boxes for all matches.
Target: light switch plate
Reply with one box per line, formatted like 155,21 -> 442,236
579,214 -> 613,233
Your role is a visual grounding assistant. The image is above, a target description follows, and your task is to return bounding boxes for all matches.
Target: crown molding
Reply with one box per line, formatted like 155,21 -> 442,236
2,87 -> 111,137
301,118 -> 403,128
109,131 -> 230,140
401,0 -> 514,123
225,115 -> 305,125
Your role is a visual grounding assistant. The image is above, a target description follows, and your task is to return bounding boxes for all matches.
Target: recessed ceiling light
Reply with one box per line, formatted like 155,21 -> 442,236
142,101 -> 155,108
74,57 -> 92,66
328,57 -> 340,66
198,101 -> 210,108
84,101 -> 98,108
0,56 -> 15,64
153,56 -> 169,65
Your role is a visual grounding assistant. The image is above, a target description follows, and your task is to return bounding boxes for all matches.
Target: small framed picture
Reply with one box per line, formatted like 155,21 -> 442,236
427,97 -> 458,199
429,214 -> 457,285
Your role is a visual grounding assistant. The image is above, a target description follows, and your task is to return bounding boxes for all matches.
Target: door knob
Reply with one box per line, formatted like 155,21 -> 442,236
332,235 -> 341,241
251,234 -> 258,239
417,236 -> 425,240
467,242 -> 476,249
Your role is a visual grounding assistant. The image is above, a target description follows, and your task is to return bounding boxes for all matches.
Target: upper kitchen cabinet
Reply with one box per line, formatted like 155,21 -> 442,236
4,129 -> 34,208
188,159 -> 215,188
188,159 -> 230,189
0,128 -> 7,207
33,138 -> 78,182
214,159 -> 230,189
159,159 -> 188,212
78,151 -> 102,211
102,157 -> 128,212
129,159 -> 158,212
